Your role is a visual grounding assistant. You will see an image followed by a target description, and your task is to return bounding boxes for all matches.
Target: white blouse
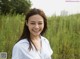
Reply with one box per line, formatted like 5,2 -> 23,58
12,36 -> 53,59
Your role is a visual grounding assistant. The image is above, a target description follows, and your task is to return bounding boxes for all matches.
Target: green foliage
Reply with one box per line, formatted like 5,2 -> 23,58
0,14 -> 25,59
45,14 -> 80,59
0,14 -> 80,59
0,0 -> 31,14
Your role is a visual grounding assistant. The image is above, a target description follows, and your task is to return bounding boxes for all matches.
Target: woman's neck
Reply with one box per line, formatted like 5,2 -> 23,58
30,35 -> 41,40
30,35 -> 41,51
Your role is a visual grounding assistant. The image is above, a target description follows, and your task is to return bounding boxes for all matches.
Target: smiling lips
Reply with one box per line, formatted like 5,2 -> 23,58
32,29 -> 41,33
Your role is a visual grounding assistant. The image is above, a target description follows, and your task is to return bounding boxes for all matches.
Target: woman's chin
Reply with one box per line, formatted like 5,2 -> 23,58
33,33 -> 40,36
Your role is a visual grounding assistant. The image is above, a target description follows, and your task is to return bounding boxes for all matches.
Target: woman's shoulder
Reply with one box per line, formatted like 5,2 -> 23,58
41,36 -> 49,44
13,39 -> 29,50
41,36 -> 53,55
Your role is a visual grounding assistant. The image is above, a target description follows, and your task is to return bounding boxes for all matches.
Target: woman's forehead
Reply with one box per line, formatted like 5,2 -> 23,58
28,14 -> 44,22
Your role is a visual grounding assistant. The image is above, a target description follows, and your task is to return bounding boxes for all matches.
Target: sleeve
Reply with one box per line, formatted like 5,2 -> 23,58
44,38 -> 53,59
11,44 -> 33,59
11,44 -> 22,59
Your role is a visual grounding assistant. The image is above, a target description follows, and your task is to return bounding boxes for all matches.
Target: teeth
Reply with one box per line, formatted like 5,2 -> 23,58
33,30 -> 39,33
33,30 -> 39,32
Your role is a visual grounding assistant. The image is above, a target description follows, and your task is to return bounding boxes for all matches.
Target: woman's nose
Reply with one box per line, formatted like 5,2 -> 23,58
35,24 -> 39,28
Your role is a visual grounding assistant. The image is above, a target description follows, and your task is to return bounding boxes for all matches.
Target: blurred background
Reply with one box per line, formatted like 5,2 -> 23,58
0,0 -> 80,59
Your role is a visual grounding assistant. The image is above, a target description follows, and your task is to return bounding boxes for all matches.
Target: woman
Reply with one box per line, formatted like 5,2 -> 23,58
12,8 -> 53,59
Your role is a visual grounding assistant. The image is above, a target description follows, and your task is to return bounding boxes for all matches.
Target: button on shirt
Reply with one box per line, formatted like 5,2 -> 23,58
12,36 -> 53,59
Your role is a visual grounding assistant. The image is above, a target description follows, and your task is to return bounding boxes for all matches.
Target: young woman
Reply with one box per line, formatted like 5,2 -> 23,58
12,8 -> 53,59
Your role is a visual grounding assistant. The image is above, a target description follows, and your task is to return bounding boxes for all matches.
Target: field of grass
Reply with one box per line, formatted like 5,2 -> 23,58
0,14 -> 80,59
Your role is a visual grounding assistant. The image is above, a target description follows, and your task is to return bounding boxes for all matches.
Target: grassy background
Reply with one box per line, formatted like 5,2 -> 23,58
0,14 -> 80,59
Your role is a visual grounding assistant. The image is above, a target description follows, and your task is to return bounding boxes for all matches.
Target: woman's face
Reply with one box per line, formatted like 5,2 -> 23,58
27,14 -> 44,37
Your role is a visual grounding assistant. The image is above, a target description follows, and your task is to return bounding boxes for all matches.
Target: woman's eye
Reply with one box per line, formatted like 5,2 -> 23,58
30,23 -> 35,24
39,23 -> 42,25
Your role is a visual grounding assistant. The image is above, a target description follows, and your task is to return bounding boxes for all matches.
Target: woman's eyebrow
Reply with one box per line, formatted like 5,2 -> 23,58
30,21 -> 35,22
30,21 -> 43,22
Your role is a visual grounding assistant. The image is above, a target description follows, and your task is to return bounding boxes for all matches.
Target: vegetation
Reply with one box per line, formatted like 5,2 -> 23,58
0,0 -> 31,14
0,14 -> 80,59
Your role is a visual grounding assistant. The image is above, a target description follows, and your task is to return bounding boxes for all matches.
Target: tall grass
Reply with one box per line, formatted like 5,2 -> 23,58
0,14 -> 24,59
0,14 -> 80,59
45,14 -> 80,59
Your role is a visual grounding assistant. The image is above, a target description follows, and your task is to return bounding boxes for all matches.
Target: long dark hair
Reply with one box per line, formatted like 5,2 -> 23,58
18,8 -> 47,50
